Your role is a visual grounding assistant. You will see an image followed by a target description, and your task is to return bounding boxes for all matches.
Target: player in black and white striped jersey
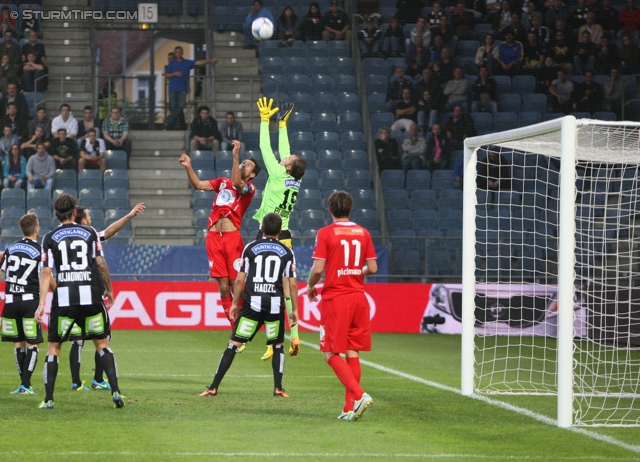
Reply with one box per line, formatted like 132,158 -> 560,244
0,213 -> 43,395
35,193 -> 125,409
200,212 -> 299,398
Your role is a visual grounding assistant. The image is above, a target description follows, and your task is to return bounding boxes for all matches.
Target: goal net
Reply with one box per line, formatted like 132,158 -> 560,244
461,116 -> 640,427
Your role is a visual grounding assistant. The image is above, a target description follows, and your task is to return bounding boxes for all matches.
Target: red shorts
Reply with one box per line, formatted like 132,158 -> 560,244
319,292 -> 371,354
205,230 -> 245,280
84,157 -> 100,166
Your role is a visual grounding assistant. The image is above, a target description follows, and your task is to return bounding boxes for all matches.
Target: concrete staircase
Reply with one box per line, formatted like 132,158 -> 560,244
41,0 -> 93,112
212,31 -> 262,132
127,130 -> 195,245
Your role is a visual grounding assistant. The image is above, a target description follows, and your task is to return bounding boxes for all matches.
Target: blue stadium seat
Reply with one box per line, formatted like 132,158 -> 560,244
261,57 -> 283,75
411,189 -> 436,209
439,189 -> 463,210
105,150 -> 127,170
391,229 -> 417,250
381,170 -> 404,189
78,169 -> 103,190
26,189 -> 50,209
412,209 -> 438,230
351,188 -> 375,209
511,75 -> 536,95
351,208 -> 378,225
593,111 -> 617,121
493,75 -> 512,94
312,93 -> 336,113
327,40 -> 350,57
387,209 -> 412,230
258,46 -> 282,59
522,93 -> 548,114
384,189 -> 409,210
571,112 -> 591,119
297,149 -> 317,169
53,169 -> 77,190
317,149 -> 343,170
78,188 -> 103,210
311,74 -> 335,94
194,209 -> 209,229
338,112 -> 362,133
346,169 -> 371,189
313,112 -> 337,133
492,112 -> 517,132
471,112 -> 493,135
366,74 -> 388,94
52,189 -> 77,202
407,170 -> 431,191
244,132 -> 260,150
289,131 -> 314,152
328,57 -> 353,75
315,131 -> 340,151
286,74 -> 311,94
336,93 -> 360,112
104,188 -> 129,210
1,227 -> 22,244
370,111 -> 395,134
302,168 -> 319,186
193,190 -> 214,211
304,40 -> 327,58
393,249 -> 421,275
190,150 -> 214,170
368,93 -> 388,113
341,131 -> 365,151
517,111 -> 542,127
497,93 -> 521,113
307,57 -> 329,75
283,56 -> 307,75
343,150 -> 368,170
296,189 -> 323,210
363,58 -> 384,76
320,169 -> 345,190
288,112 -> 311,133
456,40 -> 480,58
263,73 -> 286,96
289,93 -> 313,113
335,74 -> 357,93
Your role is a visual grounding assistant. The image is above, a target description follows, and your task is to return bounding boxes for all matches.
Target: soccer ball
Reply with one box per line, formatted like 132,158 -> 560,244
252,17 -> 274,41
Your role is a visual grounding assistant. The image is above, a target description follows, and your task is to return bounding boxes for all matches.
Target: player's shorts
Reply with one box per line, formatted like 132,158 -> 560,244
206,229 -> 245,280
230,301 -> 286,345
48,301 -> 111,343
1,297 -> 43,344
255,229 -> 292,249
319,292 -> 371,354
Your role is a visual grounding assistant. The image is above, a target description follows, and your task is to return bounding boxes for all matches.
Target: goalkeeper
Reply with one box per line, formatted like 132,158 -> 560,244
253,97 -> 307,360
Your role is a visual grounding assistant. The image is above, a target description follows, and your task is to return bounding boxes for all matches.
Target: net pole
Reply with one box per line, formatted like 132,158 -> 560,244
557,116 -> 577,427
461,143 -> 478,396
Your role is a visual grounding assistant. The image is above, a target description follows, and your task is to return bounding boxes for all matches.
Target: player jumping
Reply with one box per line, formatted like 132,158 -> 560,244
180,140 -> 260,340
199,213 -> 298,398
253,97 -> 307,359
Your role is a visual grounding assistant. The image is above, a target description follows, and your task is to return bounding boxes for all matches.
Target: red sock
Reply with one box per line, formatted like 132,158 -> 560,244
221,296 -> 233,327
344,356 -> 362,412
328,355 -> 363,407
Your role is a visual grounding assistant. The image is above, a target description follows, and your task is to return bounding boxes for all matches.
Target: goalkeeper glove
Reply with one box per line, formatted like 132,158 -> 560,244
257,97 -> 279,123
278,102 -> 294,128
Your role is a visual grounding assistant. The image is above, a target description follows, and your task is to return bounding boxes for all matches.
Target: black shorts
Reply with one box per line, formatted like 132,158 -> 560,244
48,301 -> 111,343
231,303 -> 286,345
1,299 -> 43,344
255,229 -> 292,248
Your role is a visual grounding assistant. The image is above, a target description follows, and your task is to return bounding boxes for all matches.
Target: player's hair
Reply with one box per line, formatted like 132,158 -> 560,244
262,212 -> 282,236
289,155 -> 306,180
54,194 -> 77,222
75,206 -> 87,224
19,213 -> 38,237
247,157 -> 261,177
328,191 -> 353,219
60,103 -> 70,110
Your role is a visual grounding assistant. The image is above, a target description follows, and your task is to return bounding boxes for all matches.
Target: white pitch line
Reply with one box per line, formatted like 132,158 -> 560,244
0,451 -> 636,460
297,339 -> 640,455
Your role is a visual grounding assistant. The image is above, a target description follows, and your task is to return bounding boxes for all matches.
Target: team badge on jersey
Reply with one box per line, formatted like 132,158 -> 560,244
233,258 -> 243,272
216,189 -> 234,206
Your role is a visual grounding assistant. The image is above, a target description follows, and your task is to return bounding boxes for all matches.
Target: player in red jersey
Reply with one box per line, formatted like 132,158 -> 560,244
307,191 -> 378,421
180,140 -> 261,328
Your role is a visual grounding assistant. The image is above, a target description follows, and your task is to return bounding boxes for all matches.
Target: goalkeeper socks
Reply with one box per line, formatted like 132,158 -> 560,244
344,356 -> 362,412
14,347 -> 26,378
94,350 -> 105,382
44,355 -> 59,402
221,295 -> 234,327
272,344 -> 285,389
22,347 -> 38,388
289,322 -> 299,339
327,355 -> 364,401
98,348 -> 120,394
69,340 -> 83,385
210,343 -> 238,390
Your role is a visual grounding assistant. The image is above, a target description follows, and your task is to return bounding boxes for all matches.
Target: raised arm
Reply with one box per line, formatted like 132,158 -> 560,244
179,152 -> 213,190
230,140 -> 244,191
103,203 -> 145,241
278,102 -> 294,159
257,97 -> 280,173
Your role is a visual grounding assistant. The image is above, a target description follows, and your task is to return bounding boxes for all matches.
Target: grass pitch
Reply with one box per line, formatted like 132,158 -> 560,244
0,331 -> 639,461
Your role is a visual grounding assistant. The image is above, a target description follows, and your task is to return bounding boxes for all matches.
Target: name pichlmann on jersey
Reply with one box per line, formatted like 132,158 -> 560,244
57,271 -> 92,282
337,268 -> 362,277
254,283 -> 276,293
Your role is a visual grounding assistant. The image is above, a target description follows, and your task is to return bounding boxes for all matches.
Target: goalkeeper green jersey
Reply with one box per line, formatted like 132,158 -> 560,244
253,122 -> 301,230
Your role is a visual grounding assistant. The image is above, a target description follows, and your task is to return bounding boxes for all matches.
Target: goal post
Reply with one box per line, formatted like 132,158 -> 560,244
461,116 -> 640,427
